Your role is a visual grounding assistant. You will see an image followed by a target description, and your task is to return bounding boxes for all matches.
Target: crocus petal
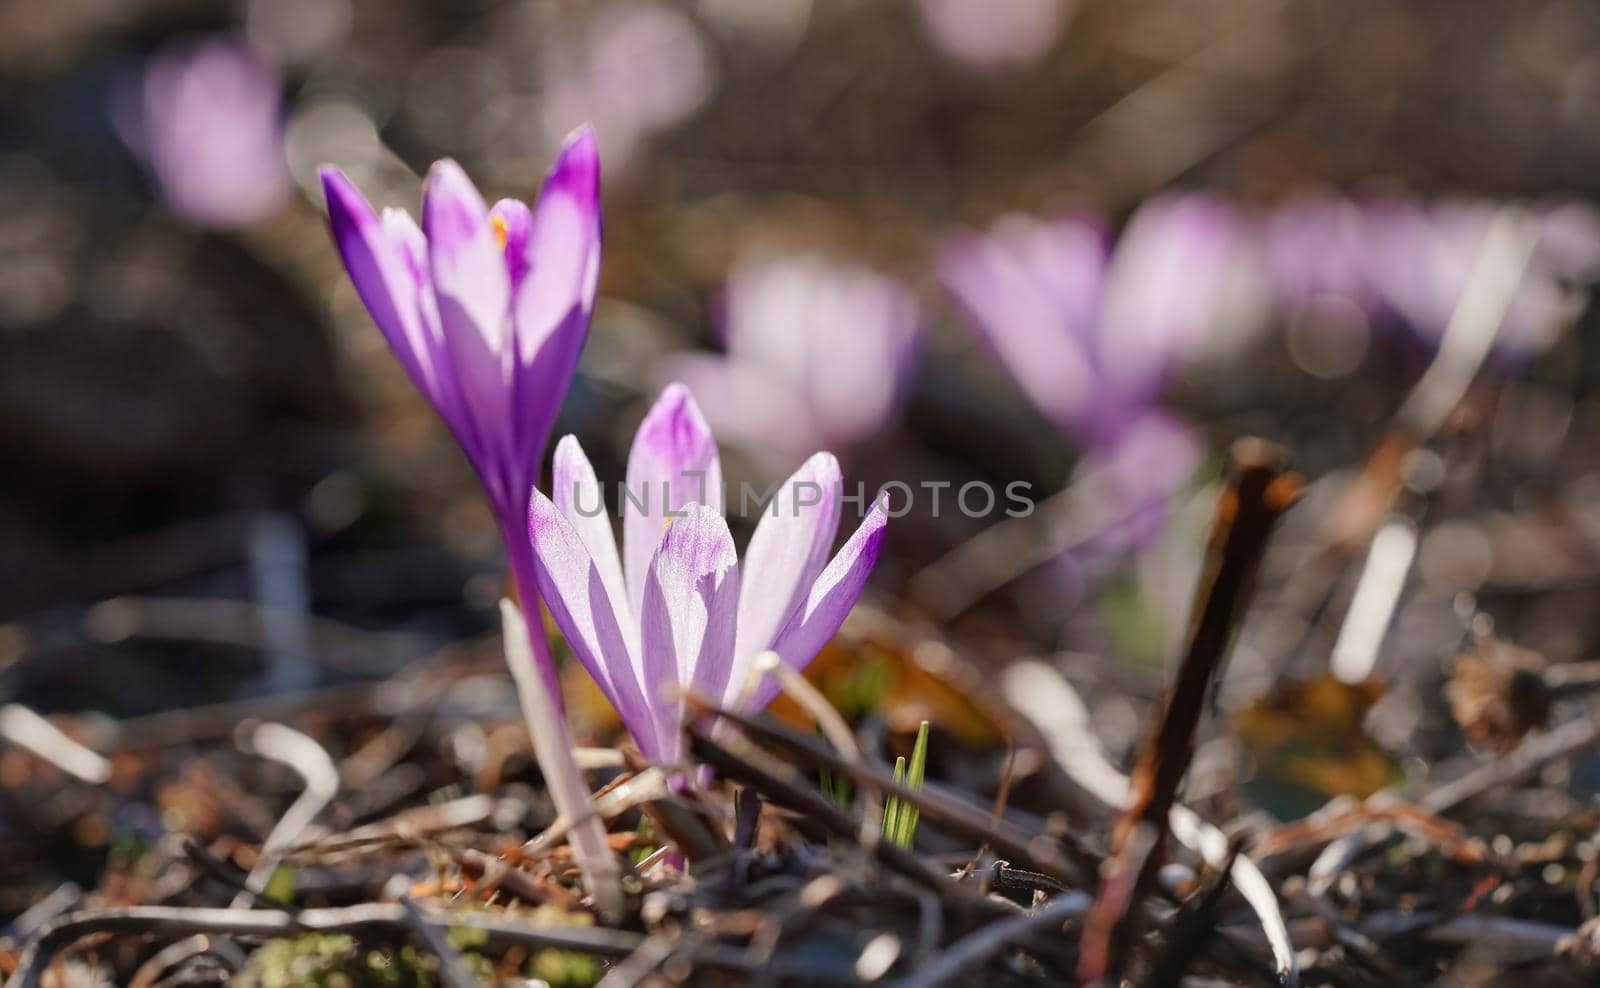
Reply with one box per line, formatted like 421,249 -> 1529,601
623,383 -> 723,611
937,222 -> 1101,432
808,272 -> 920,444
744,495 -> 889,712
507,128 -> 603,494
1099,194 -> 1242,400
638,503 -> 740,761
377,206 -> 480,451
1079,410 -> 1202,554
515,126 -> 602,368
663,353 -> 818,465
528,488 -> 656,748
552,434 -> 630,631
732,452 -> 842,666
321,168 -> 448,413
423,160 -> 515,500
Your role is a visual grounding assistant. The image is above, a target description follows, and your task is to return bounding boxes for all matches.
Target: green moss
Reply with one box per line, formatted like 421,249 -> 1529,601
519,905 -> 604,988
234,932 -> 495,987
235,907 -> 608,987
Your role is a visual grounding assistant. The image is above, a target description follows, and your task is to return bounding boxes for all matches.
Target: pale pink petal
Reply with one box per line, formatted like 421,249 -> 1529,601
638,503 -> 740,761
731,453 -> 841,667
508,128 -> 602,491
527,488 -> 655,748
552,435 -> 630,631
744,495 -> 889,712
622,383 -> 723,611
423,160 -> 515,498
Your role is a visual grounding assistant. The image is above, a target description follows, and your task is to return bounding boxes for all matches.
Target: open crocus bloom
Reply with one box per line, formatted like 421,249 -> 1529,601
320,129 -> 601,696
528,384 -> 889,763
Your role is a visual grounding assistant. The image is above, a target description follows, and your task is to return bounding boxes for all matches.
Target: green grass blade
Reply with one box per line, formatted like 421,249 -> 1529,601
897,720 -> 931,848
883,756 -> 907,842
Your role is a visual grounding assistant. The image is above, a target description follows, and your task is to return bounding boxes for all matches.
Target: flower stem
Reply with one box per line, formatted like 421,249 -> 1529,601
498,598 -> 623,921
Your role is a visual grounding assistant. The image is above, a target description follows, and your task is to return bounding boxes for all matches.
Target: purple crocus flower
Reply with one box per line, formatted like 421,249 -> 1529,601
527,383 -> 889,763
668,255 -> 921,467
937,197 -> 1250,533
319,129 -> 601,694
122,37 -> 291,230
940,197 -> 1248,449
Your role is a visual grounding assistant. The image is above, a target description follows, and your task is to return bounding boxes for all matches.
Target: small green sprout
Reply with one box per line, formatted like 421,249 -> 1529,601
882,720 -> 929,849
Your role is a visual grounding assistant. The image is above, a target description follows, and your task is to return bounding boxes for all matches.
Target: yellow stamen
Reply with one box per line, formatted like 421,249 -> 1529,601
490,213 -> 509,250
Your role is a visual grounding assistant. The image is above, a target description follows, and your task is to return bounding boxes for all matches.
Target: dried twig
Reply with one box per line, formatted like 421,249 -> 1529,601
1080,440 -> 1300,984
0,704 -> 111,784
889,891 -> 1091,988
1421,716 -> 1600,815
734,652 -> 888,838
383,877 -> 479,988
1140,843 -> 1241,988
232,721 -> 339,906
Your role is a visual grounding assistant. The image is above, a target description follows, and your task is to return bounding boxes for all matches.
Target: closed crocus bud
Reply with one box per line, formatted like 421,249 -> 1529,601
320,127 -> 601,696
124,37 -> 291,230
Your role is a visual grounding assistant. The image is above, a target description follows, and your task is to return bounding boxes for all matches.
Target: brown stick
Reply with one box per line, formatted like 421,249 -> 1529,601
1079,439 -> 1301,983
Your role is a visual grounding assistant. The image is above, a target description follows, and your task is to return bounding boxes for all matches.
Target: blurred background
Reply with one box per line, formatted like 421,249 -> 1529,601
8,0 -> 1600,922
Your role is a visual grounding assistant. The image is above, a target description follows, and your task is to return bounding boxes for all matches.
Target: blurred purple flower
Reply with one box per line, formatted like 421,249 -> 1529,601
319,129 -> 601,693
1081,410 -> 1202,554
122,38 -> 291,230
938,197 -> 1251,540
939,196 -> 1245,442
917,0 -> 1071,71
668,255 -> 921,467
527,384 -> 888,762
1262,196 -> 1379,313
1359,198 -> 1600,356
541,2 -> 716,169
